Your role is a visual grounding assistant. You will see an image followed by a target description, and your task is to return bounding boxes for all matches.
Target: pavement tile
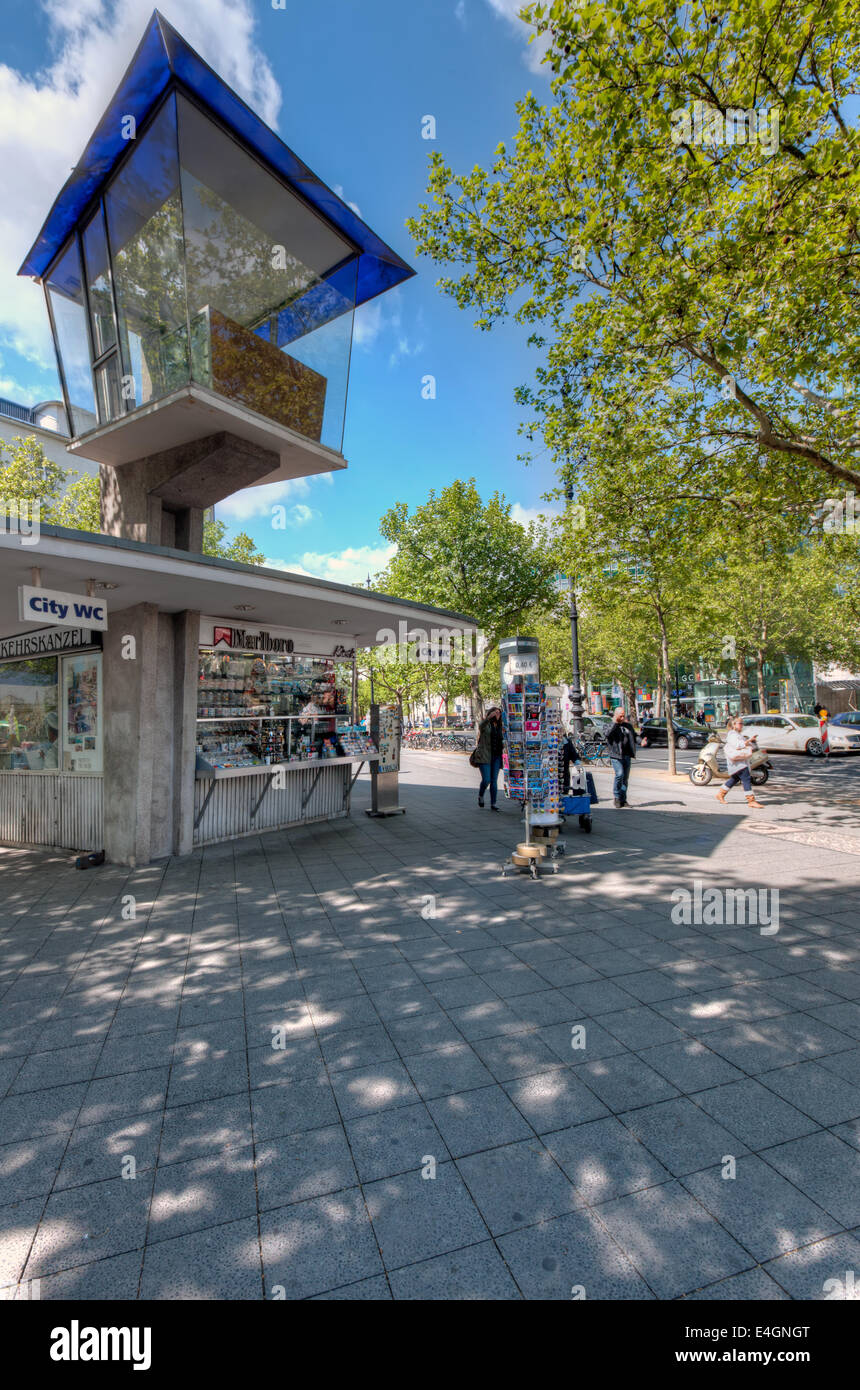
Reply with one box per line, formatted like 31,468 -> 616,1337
456,1138 -> 581,1235
344,1102 -> 447,1182
25,1173 -> 152,1277
158,1095 -> 252,1166
0,1197 -> 46,1288
310,1274 -> 392,1300
56,1114 -> 162,1191
0,1082 -> 86,1144
595,1181 -> 753,1299
620,1097 -> 748,1176
763,1231 -> 860,1300
427,1085 -> 532,1158
78,1067 -> 170,1129
319,1024 -> 399,1073
682,1267 -> 790,1300
251,1073 -> 339,1140
330,1060 -> 420,1120
25,1249 -> 144,1300
760,1131 -> 860,1227
598,1006 -> 687,1052
247,1035 -> 324,1089
473,1033 -> 565,1083
427,975 -> 498,1010
403,1043 -> 495,1100
573,1054 -> 681,1113
682,1155 -> 840,1263
636,1039 -> 746,1093
758,1060 -> 860,1127
496,1208 -> 655,1300
386,1012 -> 465,1057
693,1078 -> 819,1150
149,1144 -> 258,1243
539,1018 -> 627,1065
0,1132 -> 68,1206
543,1116 -> 672,1204
260,1188 -> 382,1299
166,1050 -> 249,1108
140,1216 -> 261,1299
446,1000 -> 532,1042
365,1161 -> 488,1269
503,1069 -> 609,1134
562,980 -> 639,1016
389,1239 -> 521,1300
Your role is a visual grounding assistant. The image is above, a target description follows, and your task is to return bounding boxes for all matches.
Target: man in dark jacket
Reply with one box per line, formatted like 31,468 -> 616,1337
605,707 -> 637,808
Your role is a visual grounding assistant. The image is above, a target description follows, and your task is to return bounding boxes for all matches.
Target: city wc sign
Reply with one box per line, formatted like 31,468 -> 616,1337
18,585 -> 108,631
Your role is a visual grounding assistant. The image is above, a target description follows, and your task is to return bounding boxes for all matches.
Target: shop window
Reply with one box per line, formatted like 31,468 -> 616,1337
0,653 -> 102,773
0,658 -> 59,771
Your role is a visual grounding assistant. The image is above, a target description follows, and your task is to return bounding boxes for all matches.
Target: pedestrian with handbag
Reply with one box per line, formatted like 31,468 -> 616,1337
471,706 -> 504,810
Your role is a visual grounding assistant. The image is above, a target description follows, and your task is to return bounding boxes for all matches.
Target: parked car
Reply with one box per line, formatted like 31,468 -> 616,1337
740,713 -> 860,755
638,716 -> 709,751
828,710 -> 860,727
574,714 -> 612,739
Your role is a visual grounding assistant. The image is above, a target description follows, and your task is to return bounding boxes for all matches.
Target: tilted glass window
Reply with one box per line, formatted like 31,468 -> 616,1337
105,93 -> 188,411
45,241 -> 97,435
177,94 -> 357,452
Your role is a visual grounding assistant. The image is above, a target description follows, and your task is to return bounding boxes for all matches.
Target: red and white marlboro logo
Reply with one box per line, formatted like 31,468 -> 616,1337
214,626 -> 232,647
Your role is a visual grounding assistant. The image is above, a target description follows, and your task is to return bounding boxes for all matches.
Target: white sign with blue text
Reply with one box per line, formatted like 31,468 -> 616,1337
18,585 -> 108,631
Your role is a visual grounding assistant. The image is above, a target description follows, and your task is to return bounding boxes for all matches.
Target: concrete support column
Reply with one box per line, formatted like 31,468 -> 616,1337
102,603 -> 159,866
173,610 -> 200,857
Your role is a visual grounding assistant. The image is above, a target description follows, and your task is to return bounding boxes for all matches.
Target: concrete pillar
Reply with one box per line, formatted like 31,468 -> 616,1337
173,610 -> 200,856
102,603 -> 159,866
99,433 -> 277,552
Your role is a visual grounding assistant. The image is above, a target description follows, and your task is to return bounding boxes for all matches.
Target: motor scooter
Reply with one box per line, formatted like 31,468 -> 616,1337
689,730 -> 772,786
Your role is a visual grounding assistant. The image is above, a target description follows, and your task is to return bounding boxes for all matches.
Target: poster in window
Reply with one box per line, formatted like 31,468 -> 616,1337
63,654 -> 102,772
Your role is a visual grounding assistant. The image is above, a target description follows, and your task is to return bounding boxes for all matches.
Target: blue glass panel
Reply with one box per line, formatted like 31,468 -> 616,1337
19,12 -> 414,312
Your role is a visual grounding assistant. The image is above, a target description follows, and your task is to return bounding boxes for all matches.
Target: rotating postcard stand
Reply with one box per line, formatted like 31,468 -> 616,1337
498,639 -> 565,878
366,703 -> 406,817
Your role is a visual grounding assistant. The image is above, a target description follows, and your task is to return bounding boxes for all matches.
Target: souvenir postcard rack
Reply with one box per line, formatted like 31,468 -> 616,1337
501,679 -> 565,875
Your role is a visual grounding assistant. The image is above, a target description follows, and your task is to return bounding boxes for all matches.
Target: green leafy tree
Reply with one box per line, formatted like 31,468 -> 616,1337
376,479 -> 558,715
57,473 -> 101,531
202,517 -> 267,565
0,436 -> 68,515
409,0 -> 860,502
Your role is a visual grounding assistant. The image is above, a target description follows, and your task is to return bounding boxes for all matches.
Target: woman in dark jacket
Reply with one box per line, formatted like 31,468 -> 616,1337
475,706 -> 504,810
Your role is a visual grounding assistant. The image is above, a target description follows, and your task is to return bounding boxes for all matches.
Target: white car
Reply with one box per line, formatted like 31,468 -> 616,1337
739,713 -> 860,756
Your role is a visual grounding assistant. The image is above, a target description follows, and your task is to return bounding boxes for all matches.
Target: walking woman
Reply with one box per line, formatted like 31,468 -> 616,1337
475,706 -> 504,811
716,716 -> 764,808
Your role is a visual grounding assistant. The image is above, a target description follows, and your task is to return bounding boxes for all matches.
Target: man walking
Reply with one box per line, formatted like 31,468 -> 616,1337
606,707 -> 637,808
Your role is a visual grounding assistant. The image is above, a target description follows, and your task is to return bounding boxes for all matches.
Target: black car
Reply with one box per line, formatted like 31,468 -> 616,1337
638,717 -> 709,751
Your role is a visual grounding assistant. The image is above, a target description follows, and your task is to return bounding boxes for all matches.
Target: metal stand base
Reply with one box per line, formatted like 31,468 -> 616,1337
365,808 -> 406,817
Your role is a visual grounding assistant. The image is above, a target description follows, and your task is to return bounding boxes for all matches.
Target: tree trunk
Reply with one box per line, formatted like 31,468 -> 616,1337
657,612 -> 676,774
737,647 -> 752,714
755,650 -> 768,711
470,671 -> 484,721
626,679 -> 638,729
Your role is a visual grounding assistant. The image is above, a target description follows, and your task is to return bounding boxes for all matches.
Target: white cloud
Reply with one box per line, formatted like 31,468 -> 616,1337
0,0 -> 281,373
287,503 -> 316,526
333,183 -> 362,218
455,1 -> 467,24
216,477 -> 311,524
484,0 -> 551,74
511,501 -> 560,527
388,336 -> 424,369
268,543 -> 396,586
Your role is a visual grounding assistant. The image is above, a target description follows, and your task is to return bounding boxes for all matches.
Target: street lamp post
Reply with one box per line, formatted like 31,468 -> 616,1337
564,484 -> 585,739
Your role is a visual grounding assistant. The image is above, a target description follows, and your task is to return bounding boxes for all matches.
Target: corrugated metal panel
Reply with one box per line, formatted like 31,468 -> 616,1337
193,765 -> 349,846
0,774 -> 103,849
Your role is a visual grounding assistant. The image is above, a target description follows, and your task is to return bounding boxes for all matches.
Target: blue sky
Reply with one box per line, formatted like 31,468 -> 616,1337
0,0 -> 560,581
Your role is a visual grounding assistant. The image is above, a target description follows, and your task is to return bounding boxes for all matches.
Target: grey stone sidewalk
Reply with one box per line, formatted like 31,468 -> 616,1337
1,752 -> 859,1300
